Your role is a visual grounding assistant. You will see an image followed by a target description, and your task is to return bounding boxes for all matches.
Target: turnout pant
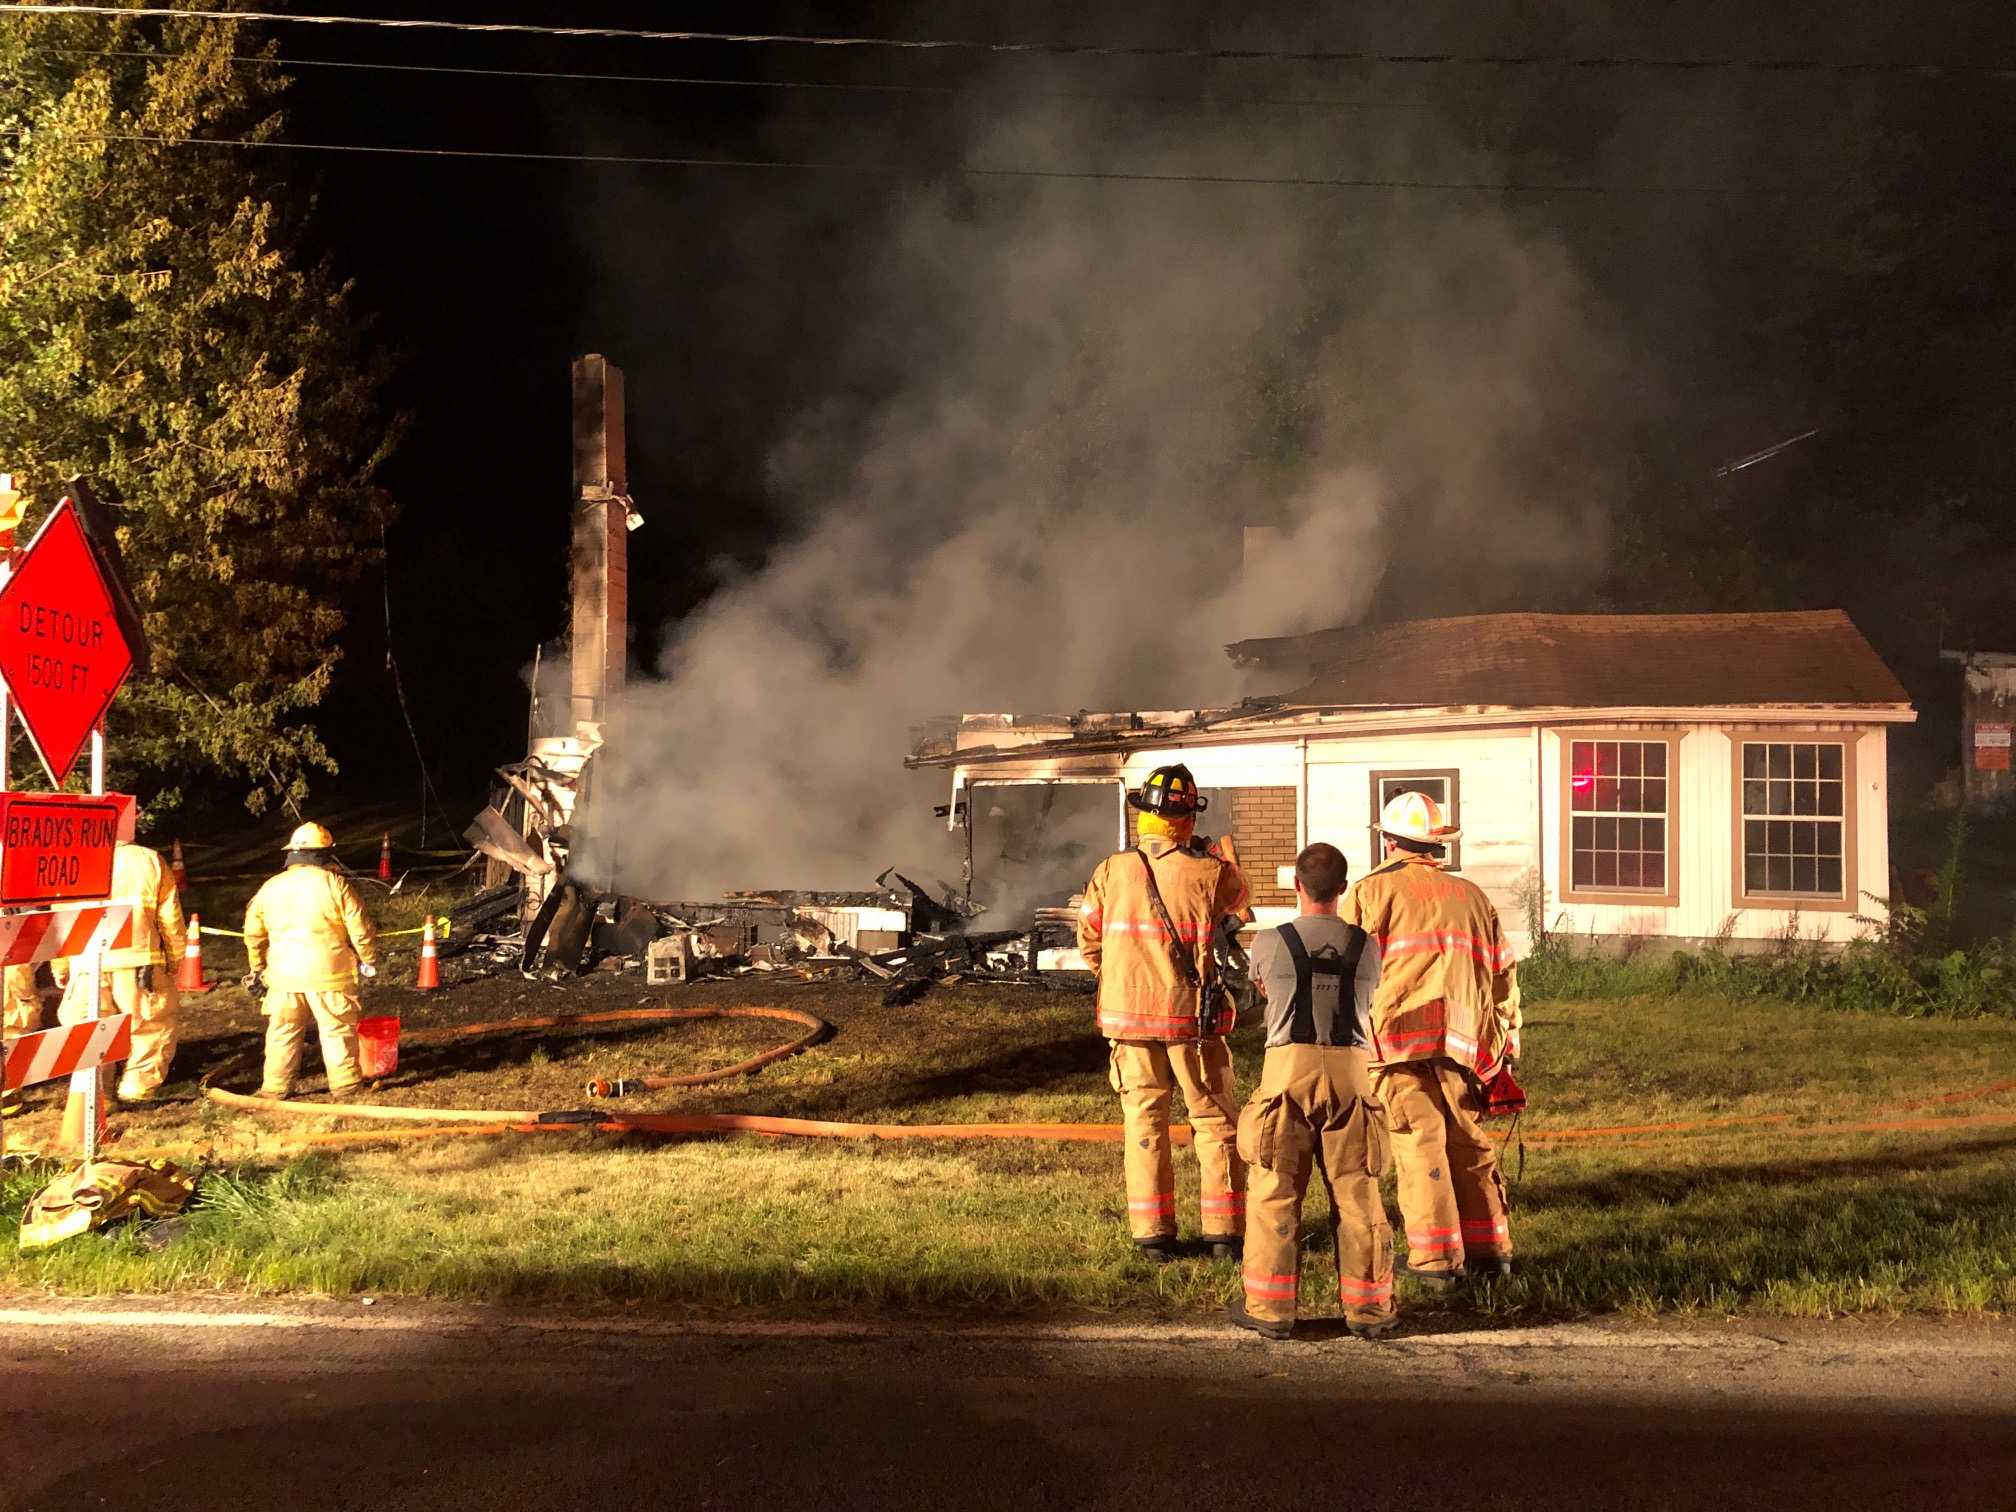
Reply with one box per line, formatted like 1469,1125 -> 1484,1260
1374,1058 -> 1513,1274
3,964 -> 41,1037
58,966 -> 181,1099
1237,1044 -> 1395,1327
1108,1038 -> 1244,1240
262,990 -> 365,1098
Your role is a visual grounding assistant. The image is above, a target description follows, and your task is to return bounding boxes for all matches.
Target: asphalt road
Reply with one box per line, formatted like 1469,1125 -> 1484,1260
3,1303 -> 2011,1510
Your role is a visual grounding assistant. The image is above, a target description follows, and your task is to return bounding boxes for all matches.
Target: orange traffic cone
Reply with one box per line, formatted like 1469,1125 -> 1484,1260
170,838 -> 189,894
377,833 -> 393,882
415,917 -> 441,991
58,1069 -> 108,1154
178,914 -> 213,994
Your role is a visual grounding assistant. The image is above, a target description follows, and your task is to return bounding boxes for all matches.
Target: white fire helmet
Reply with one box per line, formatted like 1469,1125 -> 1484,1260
1373,790 -> 1462,846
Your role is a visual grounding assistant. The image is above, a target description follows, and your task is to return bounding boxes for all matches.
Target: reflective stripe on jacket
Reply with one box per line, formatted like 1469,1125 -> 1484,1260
102,844 -> 186,971
1078,836 -> 1249,1042
244,865 -> 380,992
1340,852 -> 1518,1076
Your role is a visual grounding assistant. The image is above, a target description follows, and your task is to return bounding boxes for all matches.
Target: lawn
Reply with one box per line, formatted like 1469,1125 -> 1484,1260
3,967 -> 2013,1322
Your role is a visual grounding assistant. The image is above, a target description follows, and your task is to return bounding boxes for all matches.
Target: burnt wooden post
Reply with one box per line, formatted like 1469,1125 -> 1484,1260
571,354 -> 630,740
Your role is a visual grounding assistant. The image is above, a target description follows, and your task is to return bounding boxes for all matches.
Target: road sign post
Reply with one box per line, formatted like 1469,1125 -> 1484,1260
0,479 -> 150,1164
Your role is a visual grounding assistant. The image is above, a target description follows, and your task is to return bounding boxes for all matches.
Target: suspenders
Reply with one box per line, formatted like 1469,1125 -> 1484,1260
1277,921 -> 1367,1047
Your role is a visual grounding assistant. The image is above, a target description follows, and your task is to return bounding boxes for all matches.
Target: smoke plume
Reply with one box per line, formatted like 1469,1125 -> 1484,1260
570,81 -> 1644,900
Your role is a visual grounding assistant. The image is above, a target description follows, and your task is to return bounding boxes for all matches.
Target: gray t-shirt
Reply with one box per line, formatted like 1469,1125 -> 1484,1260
1248,915 -> 1381,1049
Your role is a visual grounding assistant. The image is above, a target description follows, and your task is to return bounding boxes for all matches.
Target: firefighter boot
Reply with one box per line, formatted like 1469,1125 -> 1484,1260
1225,1295 -> 1292,1341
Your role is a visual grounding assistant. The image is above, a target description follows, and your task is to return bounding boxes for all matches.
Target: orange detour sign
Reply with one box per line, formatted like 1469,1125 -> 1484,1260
0,793 -> 120,905
0,499 -> 140,784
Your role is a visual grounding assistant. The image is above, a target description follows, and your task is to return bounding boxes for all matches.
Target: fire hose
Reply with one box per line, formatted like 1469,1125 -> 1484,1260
190,1007 -> 2016,1153
199,1005 -> 835,1122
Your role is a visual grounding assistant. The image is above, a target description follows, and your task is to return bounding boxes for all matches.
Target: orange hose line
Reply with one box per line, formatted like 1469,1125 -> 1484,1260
408,1006 -> 827,1043
248,1107 -> 2016,1157
188,1005 -> 2016,1152
1521,1112 -> 1796,1142
198,1005 -> 833,1123
1875,1077 -> 2016,1114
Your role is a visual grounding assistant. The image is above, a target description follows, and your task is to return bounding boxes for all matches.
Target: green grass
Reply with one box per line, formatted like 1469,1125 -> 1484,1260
3,987 -> 2013,1321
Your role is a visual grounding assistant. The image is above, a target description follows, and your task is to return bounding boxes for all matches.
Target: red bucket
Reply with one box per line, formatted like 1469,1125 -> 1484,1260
357,1015 -> 401,1080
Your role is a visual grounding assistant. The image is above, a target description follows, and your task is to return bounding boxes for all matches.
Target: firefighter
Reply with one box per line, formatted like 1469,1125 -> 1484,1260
1,965 -> 40,1116
243,823 -> 381,1099
1077,764 -> 1250,1260
2,965 -> 39,1038
1343,791 -> 1520,1287
1227,842 -> 1396,1340
52,798 -> 187,1103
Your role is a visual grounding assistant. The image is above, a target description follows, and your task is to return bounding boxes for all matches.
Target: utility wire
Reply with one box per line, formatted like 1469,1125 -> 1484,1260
27,128 -> 1618,194
26,45 -> 1440,112
3,5 -> 2012,78
379,519 -> 463,852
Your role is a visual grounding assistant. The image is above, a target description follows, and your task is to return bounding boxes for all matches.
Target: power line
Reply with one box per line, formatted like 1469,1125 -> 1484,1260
4,6 -> 2012,78
27,128 -> 1617,194
24,45 -> 1440,112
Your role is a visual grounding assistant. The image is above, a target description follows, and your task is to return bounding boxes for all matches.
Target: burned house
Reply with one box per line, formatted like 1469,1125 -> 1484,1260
458,356 -> 984,981
911,611 -> 1916,952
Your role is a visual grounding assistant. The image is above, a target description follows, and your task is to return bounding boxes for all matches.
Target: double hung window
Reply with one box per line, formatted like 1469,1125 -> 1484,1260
1737,740 -> 1850,902
1562,736 -> 1677,904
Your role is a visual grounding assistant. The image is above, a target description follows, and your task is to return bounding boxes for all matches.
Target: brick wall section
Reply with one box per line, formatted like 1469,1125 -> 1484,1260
1225,787 -> 1298,906
1127,785 -> 1299,907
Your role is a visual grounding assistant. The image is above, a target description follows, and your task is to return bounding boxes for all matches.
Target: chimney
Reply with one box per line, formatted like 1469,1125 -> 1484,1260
1242,525 -> 1282,575
570,355 -> 630,739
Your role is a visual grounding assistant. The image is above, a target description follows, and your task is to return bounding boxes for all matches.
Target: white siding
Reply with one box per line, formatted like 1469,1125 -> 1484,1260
953,716 -> 1895,951
1539,724 -> 1890,945
1305,727 -> 1541,948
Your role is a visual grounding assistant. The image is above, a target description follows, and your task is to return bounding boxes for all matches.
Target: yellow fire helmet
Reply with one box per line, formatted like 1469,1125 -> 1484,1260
284,822 -> 335,852
1373,790 -> 1462,845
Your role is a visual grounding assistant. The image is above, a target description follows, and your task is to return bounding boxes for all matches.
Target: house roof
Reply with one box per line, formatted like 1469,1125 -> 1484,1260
1227,609 -> 1911,710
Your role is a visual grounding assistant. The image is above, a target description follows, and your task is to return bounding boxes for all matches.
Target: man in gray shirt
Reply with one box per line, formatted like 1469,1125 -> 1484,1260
1227,843 -> 1398,1341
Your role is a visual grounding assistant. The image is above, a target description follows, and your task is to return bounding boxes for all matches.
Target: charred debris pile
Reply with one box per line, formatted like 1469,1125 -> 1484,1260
460,751 -> 1087,1001
443,869 -> 1090,1004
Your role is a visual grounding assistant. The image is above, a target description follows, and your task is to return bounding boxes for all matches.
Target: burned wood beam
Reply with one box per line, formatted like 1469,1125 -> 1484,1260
465,806 -> 553,877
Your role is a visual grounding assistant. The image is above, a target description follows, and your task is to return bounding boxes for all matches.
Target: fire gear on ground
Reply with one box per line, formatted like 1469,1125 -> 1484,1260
1238,1042 -> 1395,1329
244,859 -> 380,1098
18,1156 -> 196,1250
1109,1038 -> 1243,1240
1343,848 -> 1519,1276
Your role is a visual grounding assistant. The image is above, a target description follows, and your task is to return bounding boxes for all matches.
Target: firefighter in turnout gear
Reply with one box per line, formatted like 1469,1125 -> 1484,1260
1078,765 -> 1251,1260
1343,791 -> 1520,1286
243,823 -> 381,1099
2,965 -> 39,1038
1,965 -> 39,1116
1228,842 -> 1396,1339
52,798 -> 187,1102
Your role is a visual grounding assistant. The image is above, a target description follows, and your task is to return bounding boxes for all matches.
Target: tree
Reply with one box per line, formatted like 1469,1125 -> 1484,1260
0,1 -> 396,813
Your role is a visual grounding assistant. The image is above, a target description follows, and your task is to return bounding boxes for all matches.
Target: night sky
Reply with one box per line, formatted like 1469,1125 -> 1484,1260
266,3 -> 2014,812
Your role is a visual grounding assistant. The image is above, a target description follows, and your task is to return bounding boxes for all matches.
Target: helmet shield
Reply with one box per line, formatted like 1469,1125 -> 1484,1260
1128,764 -> 1208,817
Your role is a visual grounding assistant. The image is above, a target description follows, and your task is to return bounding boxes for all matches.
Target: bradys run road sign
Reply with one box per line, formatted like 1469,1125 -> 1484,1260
0,793 -> 121,905
0,498 -> 138,783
